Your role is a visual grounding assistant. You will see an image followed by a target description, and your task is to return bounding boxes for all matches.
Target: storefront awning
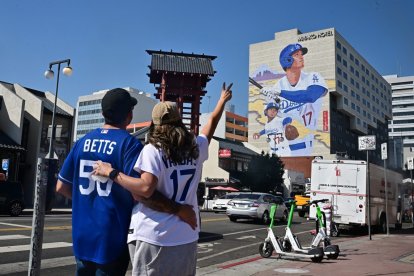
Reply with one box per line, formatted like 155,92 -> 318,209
0,131 -> 25,151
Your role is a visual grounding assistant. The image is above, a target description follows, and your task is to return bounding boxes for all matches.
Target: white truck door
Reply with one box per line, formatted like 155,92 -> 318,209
333,162 -> 366,225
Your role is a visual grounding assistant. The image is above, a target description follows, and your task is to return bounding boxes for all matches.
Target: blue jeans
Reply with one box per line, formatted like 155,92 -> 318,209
75,247 -> 130,276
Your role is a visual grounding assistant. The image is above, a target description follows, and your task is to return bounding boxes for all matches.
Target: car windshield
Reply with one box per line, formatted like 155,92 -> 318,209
234,194 -> 261,200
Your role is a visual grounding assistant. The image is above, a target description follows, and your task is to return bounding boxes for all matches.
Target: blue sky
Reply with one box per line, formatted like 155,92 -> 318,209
1,0 -> 413,116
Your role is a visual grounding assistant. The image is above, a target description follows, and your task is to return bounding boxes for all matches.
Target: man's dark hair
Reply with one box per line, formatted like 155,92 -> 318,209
101,88 -> 138,125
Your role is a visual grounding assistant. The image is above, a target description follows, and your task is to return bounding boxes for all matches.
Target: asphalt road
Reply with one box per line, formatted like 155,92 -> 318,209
0,210 -> 373,275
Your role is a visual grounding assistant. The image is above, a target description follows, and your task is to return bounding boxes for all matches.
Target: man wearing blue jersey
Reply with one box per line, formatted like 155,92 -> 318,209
56,88 -> 196,275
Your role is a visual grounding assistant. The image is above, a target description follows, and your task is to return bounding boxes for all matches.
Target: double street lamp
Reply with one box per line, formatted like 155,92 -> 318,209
44,59 -> 72,158
28,59 -> 73,276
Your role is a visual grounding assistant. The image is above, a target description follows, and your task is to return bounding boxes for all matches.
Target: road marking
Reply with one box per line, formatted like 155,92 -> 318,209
0,242 -> 72,253
236,235 -> 256,240
201,217 -> 228,222
0,256 -> 75,275
0,222 -> 31,228
0,225 -> 72,232
0,235 -> 30,240
197,242 -> 261,261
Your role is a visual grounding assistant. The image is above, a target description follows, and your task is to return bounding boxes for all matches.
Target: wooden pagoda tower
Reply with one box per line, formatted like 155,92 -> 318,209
147,50 -> 216,135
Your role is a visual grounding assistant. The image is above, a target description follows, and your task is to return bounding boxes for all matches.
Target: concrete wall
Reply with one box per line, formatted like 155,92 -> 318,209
0,83 -> 24,143
201,138 -> 229,182
14,84 -> 44,205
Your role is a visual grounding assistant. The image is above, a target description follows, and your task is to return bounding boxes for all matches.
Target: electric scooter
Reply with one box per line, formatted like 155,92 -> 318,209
282,199 -> 340,259
259,204 -> 324,263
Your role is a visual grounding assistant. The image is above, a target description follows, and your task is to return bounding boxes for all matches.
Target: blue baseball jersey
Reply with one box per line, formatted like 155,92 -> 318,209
58,128 -> 143,264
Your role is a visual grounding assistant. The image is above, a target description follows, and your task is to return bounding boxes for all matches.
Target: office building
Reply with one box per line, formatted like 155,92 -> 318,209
200,105 -> 248,142
384,74 -> 414,168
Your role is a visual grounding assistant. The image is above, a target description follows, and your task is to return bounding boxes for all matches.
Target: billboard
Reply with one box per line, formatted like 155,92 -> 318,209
249,29 -> 336,157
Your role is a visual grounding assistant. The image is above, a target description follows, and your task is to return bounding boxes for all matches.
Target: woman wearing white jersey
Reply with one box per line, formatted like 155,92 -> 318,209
93,83 -> 233,275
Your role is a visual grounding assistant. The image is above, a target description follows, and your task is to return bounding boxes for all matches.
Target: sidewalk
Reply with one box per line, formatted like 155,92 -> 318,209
197,228 -> 414,276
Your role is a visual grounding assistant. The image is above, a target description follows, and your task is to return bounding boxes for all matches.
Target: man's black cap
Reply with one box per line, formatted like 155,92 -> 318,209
102,88 -> 138,124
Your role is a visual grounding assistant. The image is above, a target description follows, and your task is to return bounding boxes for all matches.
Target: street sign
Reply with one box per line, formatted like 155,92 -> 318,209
407,157 -> 414,170
381,143 -> 387,160
358,135 -> 376,151
2,159 -> 9,171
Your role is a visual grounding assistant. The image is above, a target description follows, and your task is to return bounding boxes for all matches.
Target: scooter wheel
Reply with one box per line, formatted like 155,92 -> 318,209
327,252 -> 339,260
311,256 -> 324,263
259,242 -> 273,258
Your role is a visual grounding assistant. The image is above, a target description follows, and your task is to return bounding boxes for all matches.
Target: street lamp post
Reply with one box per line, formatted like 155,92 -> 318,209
44,59 -> 72,158
28,59 -> 72,276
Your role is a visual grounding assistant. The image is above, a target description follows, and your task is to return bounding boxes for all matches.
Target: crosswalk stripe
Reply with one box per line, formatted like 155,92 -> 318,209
0,222 -> 31,228
0,235 -> 30,240
0,242 -> 72,253
0,256 -> 75,275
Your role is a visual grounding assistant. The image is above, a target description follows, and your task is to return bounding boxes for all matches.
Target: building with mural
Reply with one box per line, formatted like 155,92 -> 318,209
249,28 -> 392,166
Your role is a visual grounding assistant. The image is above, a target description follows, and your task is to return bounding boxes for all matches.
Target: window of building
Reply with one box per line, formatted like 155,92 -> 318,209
355,58 -> 359,66
356,71 -> 360,78
344,97 -> 348,105
344,85 -> 348,92
337,80 -> 342,88
351,78 -> 354,85
342,47 -> 347,55
356,82 -> 360,89
350,53 -> 354,61
361,64 -> 365,71
342,59 -> 347,68
337,54 -> 342,62
337,67 -> 342,75
336,41 -> 342,49
357,106 -> 360,113
356,94 -> 360,101
343,72 -> 348,80
351,102 -> 356,110
351,90 -> 356,97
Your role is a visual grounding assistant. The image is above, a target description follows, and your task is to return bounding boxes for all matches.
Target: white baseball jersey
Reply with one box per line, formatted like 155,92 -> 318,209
275,71 -> 327,130
262,117 -> 290,156
127,135 -> 208,246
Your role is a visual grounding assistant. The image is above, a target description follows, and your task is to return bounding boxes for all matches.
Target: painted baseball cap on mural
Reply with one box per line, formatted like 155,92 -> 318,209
101,88 -> 137,124
264,102 -> 279,115
279,43 -> 308,69
152,101 -> 181,126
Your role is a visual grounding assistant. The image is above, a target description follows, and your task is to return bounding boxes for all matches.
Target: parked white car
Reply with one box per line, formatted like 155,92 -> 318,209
226,192 -> 288,224
212,193 -> 240,212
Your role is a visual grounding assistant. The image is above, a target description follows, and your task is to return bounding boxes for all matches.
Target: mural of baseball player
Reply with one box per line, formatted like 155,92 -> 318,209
260,43 -> 328,156
253,102 -> 297,156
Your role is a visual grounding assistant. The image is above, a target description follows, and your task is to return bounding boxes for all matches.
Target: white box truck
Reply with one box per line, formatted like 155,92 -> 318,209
309,159 -> 403,233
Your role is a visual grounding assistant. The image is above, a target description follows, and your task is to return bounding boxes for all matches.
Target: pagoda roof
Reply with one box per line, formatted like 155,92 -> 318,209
147,50 -> 216,76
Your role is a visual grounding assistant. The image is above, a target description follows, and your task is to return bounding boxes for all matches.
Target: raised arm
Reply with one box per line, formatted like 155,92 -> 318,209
201,82 -> 233,143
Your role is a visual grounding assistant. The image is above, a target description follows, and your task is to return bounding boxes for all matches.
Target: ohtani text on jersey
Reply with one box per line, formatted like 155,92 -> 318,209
161,155 -> 197,169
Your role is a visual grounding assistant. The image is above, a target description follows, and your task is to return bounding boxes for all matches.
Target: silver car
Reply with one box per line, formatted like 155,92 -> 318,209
212,193 -> 240,212
226,192 -> 288,224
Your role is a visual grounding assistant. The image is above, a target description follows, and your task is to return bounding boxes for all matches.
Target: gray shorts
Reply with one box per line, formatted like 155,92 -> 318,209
128,240 -> 197,276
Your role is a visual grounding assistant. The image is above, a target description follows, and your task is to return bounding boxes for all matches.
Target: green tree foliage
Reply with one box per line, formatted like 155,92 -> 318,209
245,152 -> 285,194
